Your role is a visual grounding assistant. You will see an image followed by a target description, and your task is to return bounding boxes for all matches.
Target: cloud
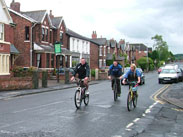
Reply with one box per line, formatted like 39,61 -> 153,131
4,0 -> 183,54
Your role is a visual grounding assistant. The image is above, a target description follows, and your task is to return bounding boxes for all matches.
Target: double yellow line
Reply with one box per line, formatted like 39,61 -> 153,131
150,84 -> 171,104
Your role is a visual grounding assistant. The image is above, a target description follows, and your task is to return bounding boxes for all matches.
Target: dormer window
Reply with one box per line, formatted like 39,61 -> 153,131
0,23 -> 4,41
60,31 -> 63,45
45,29 -> 48,42
42,28 -> 45,41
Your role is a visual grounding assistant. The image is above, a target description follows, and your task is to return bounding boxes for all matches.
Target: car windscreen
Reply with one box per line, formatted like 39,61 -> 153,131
161,69 -> 176,73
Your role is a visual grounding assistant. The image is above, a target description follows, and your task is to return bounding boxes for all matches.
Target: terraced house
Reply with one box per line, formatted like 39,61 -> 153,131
0,0 -> 18,78
9,0 -> 70,70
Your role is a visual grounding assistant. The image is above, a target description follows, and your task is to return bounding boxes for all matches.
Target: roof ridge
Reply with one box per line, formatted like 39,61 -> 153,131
22,10 -> 47,13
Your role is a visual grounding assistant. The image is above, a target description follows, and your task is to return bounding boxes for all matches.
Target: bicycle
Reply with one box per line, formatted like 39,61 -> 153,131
74,79 -> 89,109
112,77 -> 121,101
127,81 -> 138,111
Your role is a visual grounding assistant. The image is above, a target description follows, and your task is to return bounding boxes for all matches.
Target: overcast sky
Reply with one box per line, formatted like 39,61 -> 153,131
5,0 -> 183,54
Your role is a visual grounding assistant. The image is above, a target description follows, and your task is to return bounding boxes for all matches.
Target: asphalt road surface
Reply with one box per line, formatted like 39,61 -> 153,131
0,70 -> 182,137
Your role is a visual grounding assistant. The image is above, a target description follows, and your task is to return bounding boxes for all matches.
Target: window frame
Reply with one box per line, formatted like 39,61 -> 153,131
0,23 -> 4,41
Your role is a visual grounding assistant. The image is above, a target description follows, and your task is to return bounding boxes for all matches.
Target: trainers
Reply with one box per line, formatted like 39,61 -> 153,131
117,93 -> 120,97
85,90 -> 89,96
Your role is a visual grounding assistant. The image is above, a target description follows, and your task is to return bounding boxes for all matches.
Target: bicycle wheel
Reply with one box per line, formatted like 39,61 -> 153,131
74,90 -> 81,109
127,92 -> 133,111
114,84 -> 118,101
133,92 -> 138,108
84,89 -> 89,106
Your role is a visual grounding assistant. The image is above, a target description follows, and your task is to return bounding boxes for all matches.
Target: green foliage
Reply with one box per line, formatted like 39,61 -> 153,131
137,57 -> 154,71
106,60 -> 113,66
72,61 -> 77,67
151,34 -> 173,63
91,69 -> 95,77
12,66 -> 37,77
125,63 -> 130,67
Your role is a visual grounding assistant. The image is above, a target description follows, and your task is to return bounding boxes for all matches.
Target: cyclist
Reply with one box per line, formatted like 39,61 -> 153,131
70,58 -> 90,95
108,60 -> 123,97
122,64 -> 141,86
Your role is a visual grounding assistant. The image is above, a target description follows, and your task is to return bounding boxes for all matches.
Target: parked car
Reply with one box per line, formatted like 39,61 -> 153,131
158,67 -> 164,74
56,67 -> 75,75
121,67 -> 145,85
177,68 -> 183,81
137,68 -> 145,85
158,68 -> 179,84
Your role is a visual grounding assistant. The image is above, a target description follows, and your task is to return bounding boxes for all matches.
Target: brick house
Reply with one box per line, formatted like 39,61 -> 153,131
129,43 -> 148,63
0,0 -> 17,78
9,7 -> 36,67
66,29 -> 90,68
91,31 -> 108,68
49,10 -> 71,68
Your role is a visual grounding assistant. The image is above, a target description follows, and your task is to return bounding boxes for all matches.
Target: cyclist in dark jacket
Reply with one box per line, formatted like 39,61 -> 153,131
108,60 -> 123,96
71,58 -> 90,95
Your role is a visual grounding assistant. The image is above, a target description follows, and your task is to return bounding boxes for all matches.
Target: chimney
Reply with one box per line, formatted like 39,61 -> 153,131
10,0 -> 21,12
49,10 -> 54,19
92,31 -> 97,39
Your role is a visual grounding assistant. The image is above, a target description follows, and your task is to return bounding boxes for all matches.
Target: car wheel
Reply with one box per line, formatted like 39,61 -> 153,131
159,80 -> 162,84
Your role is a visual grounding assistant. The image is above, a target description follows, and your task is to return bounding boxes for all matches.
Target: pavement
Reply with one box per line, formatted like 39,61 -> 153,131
0,80 -> 100,100
161,82 -> 183,109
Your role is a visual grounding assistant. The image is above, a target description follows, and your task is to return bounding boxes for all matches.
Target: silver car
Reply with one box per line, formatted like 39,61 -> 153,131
158,68 -> 179,84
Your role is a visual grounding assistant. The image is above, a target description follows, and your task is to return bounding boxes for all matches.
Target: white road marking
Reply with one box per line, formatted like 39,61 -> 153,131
0,121 -> 24,129
126,123 -> 134,128
145,109 -> 151,113
133,118 -> 140,123
13,101 -> 65,113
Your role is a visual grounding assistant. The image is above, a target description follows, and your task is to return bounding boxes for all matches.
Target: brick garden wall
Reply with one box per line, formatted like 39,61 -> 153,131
0,77 -> 33,91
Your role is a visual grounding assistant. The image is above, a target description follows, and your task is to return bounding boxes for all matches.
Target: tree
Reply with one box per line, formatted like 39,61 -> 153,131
151,34 -> 170,63
137,57 -> 153,71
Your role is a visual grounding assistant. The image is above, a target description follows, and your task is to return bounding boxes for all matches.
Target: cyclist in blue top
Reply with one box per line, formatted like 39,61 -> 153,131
108,60 -> 123,96
122,64 -> 141,85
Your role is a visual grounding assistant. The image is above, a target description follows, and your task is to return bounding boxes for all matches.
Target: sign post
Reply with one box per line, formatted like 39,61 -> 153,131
54,41 -> 61,83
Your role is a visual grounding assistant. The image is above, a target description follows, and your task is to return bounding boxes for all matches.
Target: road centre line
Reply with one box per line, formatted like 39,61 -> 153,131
0,121 -> 24,129
13,101 -> 65,113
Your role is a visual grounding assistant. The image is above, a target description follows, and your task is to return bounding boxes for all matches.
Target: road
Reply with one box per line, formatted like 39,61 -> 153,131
0,71 -> 182,137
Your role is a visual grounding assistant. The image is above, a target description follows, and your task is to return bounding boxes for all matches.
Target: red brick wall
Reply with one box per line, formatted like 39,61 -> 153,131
10,11 -> 32,67
90,42 -> 99,69
135,50 -> 147,61
0,77 -> 33,91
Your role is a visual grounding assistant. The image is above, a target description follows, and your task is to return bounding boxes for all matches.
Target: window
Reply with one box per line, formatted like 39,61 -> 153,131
72,39 -> 75,51
108,46 -> 110,53
60,32 -> 63,45
37,54 -> 41,68
77,40 -> 79,52
42,28 -> 45,41
0,23 -> 4,41
45,29 -> 48,42
51,54 -> 54,68
25,26 -> 30,40
50,30 -> 52,43
0,54 -> 10,75
99,59 -> 102,68
99,46 -> 102,56
103,59 -> 106,67
46,53 -> 50,68
104,46 -> 106,56
82,41 -> 84,53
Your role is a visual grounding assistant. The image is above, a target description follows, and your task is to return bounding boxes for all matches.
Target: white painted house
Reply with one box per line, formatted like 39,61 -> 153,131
66,29 -> 90,67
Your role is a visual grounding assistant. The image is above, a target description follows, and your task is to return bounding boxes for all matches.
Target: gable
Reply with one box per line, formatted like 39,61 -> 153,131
0,0 -> 13,24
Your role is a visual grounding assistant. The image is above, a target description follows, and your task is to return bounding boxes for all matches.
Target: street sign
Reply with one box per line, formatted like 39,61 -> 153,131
54,42 -> 61,54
